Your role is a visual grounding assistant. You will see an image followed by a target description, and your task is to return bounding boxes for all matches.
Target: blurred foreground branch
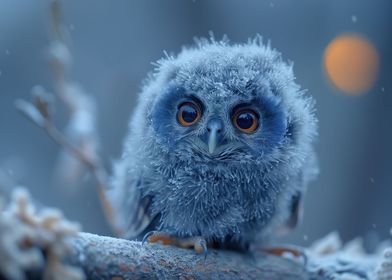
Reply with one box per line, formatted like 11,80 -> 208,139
0,188 -> 84,280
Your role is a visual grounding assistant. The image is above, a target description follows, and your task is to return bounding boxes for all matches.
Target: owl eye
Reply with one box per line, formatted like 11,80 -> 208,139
177,102 -> 201,126
233,109 -> 259,133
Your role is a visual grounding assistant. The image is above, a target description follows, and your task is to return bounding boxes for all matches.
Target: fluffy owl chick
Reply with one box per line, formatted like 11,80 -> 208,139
109,37 -> 318,252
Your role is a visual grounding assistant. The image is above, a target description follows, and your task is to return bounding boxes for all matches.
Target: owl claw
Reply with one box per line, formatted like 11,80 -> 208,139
141,231 -> 156,246
141,231 -> 208,256
192,237 -> 208,256
197,239 -> 208,261
259,245 -> 307,264
142,231 -> 173,246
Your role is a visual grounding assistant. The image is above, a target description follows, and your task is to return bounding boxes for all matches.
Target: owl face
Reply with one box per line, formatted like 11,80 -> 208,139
139,38 -> 316,168
151,81 -> 288,163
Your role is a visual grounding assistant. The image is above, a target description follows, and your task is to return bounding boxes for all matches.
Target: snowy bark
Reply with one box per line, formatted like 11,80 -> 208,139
0,191 -> 387,280
67,232 -> 308,280
65,232 -> 389,280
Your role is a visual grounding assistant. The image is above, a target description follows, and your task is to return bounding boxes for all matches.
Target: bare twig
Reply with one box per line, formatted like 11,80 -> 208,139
15,94 -> 118,235
15,0 -> 119,235
47,0 -> 99,183
48,0 -> 73,110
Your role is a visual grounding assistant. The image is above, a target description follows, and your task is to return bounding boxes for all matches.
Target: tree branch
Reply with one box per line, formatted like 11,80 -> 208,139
65,232 -> 391,280
1,187 -> 387,280
67,233 -> 308,280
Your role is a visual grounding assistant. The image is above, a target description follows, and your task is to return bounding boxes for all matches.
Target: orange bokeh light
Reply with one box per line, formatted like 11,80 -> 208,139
324,34 -> 379,95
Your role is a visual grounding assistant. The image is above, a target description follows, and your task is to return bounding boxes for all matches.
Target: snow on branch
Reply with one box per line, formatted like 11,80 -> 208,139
0,188 -> 84,280
0,195 -> 388,280
65,232 -> 391,279
67,232 -> 307,280
0,188 -> 389,280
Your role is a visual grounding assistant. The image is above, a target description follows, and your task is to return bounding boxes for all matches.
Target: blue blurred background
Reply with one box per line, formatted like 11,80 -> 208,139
0,0 -> 391,248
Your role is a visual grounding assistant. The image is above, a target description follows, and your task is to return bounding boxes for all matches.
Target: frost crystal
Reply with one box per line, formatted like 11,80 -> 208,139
309,231 -> 342,255
375,248 -> 392,280
307,232 -> 392,280
0,188 -> 85,280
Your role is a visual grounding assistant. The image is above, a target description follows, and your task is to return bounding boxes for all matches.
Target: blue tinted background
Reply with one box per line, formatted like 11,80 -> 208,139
0,0 -> 391,248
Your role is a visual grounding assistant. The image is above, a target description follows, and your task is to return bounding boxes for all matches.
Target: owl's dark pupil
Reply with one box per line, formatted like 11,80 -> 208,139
236,113 -> 254,129
181,105 -> 197,123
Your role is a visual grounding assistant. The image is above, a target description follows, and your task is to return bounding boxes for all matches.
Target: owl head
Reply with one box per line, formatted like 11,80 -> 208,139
132,36 -> 317,170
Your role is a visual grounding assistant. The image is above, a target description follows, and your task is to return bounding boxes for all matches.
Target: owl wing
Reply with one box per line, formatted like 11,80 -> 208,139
275,191 -> 303,236
122,182 -> 155,239
279,155 -> 317,234
284,191 -> 302,230
281,152 -> 317,232
109,162 -> 156,240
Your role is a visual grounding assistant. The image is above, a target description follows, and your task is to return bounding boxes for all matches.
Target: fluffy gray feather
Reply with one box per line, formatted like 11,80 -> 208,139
108,36 -> 318,250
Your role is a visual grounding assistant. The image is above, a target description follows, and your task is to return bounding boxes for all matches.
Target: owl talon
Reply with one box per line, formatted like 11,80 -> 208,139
199,239 -> 208,261
141,231 -> 155,246
142,231 -> 173,246
185,236 -> 208,255
141,231 -> 208,255
259,245 -> 307,264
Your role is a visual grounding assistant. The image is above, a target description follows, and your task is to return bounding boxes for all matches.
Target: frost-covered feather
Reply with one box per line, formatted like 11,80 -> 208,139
109,36 -> 318,249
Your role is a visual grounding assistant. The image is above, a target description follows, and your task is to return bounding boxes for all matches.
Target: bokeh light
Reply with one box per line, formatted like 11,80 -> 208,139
323,34 -> 379,95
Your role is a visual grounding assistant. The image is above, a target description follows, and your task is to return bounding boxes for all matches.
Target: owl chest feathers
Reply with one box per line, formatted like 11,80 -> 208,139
138,158 -> 286,241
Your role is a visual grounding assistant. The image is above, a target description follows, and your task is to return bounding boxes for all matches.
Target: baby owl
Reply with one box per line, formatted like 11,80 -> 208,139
109,37 -> 318,253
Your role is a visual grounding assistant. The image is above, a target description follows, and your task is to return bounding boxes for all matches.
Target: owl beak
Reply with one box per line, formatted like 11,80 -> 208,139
207,118 -> 223,154
208,129 -> 218,154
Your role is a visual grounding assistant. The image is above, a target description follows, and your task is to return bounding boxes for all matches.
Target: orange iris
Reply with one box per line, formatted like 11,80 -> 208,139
233,109 -> 259,133
177,102 -> 201,126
